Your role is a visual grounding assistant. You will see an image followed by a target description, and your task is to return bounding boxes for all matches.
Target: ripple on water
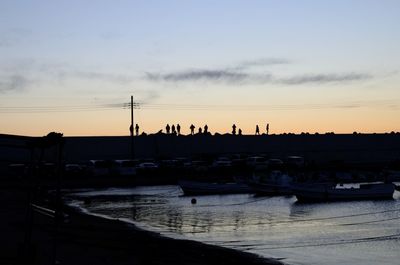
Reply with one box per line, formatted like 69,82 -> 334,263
69,186 -> 400,265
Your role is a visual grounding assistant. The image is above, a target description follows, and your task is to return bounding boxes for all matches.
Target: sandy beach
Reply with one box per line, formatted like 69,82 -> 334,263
1,181 -> 284,265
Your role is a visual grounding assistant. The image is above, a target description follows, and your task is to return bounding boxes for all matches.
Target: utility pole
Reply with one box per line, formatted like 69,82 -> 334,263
130,95 -> 135,159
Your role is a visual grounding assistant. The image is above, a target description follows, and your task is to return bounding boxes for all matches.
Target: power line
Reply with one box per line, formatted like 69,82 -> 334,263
0,99 -> 398,113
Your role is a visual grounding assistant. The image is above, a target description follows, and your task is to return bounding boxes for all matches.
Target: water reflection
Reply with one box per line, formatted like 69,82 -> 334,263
70,186 -> 400,265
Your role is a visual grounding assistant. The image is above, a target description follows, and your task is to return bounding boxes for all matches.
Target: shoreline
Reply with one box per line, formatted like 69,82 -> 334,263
62,205 -> 285,265
1,183 -> 285,265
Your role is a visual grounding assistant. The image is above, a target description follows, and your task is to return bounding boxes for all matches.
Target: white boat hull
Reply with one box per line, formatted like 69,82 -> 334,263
293,183 -> 395,202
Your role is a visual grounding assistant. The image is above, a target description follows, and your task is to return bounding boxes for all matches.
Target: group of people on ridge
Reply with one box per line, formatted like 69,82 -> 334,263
131,123 -> 270,136
164,124 -> 182,135
232,124 -> 269,135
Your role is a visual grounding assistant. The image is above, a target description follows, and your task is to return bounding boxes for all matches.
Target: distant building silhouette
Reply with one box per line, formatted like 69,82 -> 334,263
256,125 -> 260,135
177,124 -> 181,135
190,124 -> 195,135
166,124 -> 170,134
232,124 -> 237,135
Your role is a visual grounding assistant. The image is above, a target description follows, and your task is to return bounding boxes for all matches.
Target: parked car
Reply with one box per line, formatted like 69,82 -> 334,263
115,160 -> 138,176
246,156 -> 268,167
137,162 -> 158,169
64,163 -> 84,177
212,157 -> 232,167
87,160 -> 114,176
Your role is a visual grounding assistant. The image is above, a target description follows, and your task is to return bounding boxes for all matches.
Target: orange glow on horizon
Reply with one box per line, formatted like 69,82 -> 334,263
1,107 -> 399,137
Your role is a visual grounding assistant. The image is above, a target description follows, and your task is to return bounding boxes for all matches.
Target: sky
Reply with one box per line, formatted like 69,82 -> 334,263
1,0 -> 400,136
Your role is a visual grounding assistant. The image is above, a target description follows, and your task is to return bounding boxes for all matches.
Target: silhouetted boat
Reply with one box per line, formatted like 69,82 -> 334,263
248,170 -> 293,196
178,180 -> 252,196
292,182 -> 395,202
248,181 -> 293,196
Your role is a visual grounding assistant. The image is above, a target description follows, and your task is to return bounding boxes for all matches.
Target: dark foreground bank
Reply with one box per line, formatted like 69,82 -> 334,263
1,184 -> 284,265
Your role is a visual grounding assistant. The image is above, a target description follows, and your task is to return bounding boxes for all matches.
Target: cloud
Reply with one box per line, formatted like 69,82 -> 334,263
279,73 -> 371,85
144,57 -> 372,85
0,74 -> 28,93
145,69 -> 371,85
144,57 -> 291,84
236,58 -> 290,69
65,71 -> 134,84
0,58 -> 139,96
1,58 -> 135,85
146,69 -> 252,83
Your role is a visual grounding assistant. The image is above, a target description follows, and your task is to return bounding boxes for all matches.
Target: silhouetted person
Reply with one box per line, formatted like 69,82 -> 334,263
177,124 -> 181,135
190,124 -> 195,135
135,124 -> 139,136
256,125 -> 260,135
166,124 -> 170,134
266,123 -> 269,135
129,124 -> 133,136
204,124 -> 208,134
171,124 -> 176,135
238,128 -> 242,135
198,127 -> 202,134
232,124 -> 237,135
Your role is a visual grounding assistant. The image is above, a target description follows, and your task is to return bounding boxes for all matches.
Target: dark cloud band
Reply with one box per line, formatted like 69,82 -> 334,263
145,69 -> 371,85
146,70 -> 250,83
0,74 -> 28,93
280,73 -> 371,85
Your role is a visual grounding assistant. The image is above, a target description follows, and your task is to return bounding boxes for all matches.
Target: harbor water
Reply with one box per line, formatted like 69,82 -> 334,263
69,186 -> 400,265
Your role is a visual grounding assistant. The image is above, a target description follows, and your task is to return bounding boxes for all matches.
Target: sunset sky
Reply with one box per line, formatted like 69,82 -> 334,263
1,1 -> 400,136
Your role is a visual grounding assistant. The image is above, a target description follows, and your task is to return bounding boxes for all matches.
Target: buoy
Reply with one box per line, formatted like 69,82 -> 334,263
191,198 -> 197,204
